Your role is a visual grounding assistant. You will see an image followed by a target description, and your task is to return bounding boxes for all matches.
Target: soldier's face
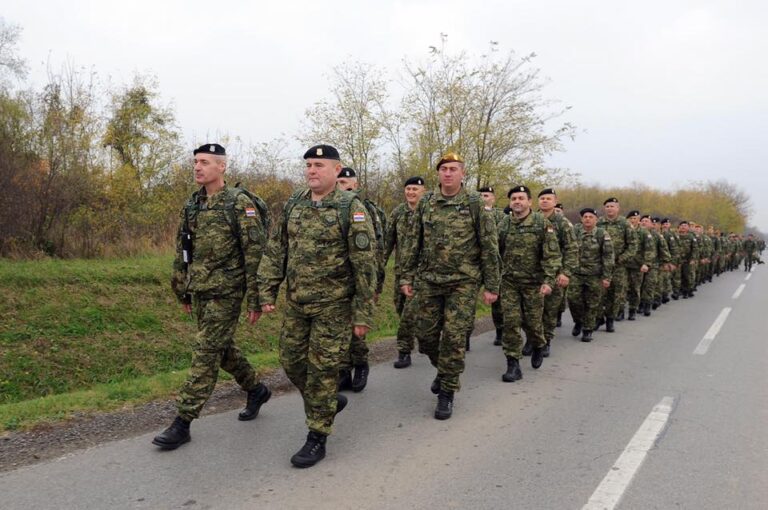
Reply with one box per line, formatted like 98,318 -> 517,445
337,177 -> 358,191
629,216 -> 639,227
603,202 -> 620,218
509,192 -> 531,214
480,192 -> 496,208
538,194 -> 556,212
662,222 -> 670,231
581,213 -> 597,228
305,158 -> 341,193
193,154 -> 225,186
679,224 -> 689,233
404,184 -> 425,206
437,162 -> 464,192
641,218 -> 652,229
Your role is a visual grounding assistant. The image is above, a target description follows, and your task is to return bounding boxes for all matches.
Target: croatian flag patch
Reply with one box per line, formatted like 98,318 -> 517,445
245,208 -> 257,217
353,212 -> 366,222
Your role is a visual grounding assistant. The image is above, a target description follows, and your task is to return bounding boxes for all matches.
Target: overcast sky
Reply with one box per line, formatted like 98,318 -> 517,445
5,0 -> 768,230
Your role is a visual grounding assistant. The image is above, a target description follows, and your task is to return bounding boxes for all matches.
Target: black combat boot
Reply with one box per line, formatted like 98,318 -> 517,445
596,316 -> 605,330
616,309 -> 625,321
152,416 -> 191,450
661,293 -> 670,304
605,318 -> 615,333
531,345 -> 545,369
394,351 -> 412,369
502,356 -> 523,382
682,291 -> 689,299
627,308 -> 637,321
643,303 -> 651,317
494,328 -> 503,346
465,332 -> 471,351
581,329 -> 593,342
335,394 -> 347,415
556,312 -> 563,327
431,374 -> 442,394
434,389 -> 454,420
571,322 -> 582,337
351,363 -> 369,392
238,383 -> 271,421
290,431 -> 327,468
543,339 -> 551,358
652,299 -> 660,310
522,341 -> 533,356
338,369 -> 352,391
671,292 -> 679,300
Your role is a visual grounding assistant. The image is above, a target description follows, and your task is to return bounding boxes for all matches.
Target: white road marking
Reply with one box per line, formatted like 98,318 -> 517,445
693,307 -> 732,355
582,397 -> 675,510
732,283 -> 746,299
745,273 -> 752,281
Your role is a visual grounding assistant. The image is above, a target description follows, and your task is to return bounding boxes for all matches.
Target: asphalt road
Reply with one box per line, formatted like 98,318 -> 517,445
2,267 -> 766,510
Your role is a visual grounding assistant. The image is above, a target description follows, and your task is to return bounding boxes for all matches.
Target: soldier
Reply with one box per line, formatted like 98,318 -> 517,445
569,208 -> 614,342
257,144 -> 377,468
676,221 -> 699,298
597,198 -> 637,333
479,186 -> 507,346
497,185 -> 561,381
385,176 -> 426,368
336,167 -> 387,392
537,188 -> 577,357
695,224 -> 712,285
154,143 -> 271,451
744,233 -> 756,271
400,152 -> 500,420
639,216 -> 670,316
660,218 -> 680,300
625,210 -> 653,321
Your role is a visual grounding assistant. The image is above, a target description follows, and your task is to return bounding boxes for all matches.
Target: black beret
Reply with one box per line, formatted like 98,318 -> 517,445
304,144 -> 340,160
538,187 -> 556,197
507,185 -> 531,198
580,207 -> 598,217
652,217 -> 660,223
661,218 -> 670,223
640,214 -> 651,221
678,220 -> 689,226
626,210 -> 640,218
478,186 -> 495,193
603,197 -> 619,205
555,203 -> 564,210
404,176 -> 425,187
193,143 -> 226,156
338,167 -> 356,178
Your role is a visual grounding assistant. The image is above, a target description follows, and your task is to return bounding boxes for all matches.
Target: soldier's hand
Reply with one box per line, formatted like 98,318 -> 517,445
556,274 -> 570,287
482,291 -> 498,305
401,285 -> 414,297
354,325 -> 370,337
262,304 -> 276,313
640,264 -> 649,273
540,284 -> 552,296
601,279 -> 611,289
182,303 -> 192,315
248,310 -> 262,325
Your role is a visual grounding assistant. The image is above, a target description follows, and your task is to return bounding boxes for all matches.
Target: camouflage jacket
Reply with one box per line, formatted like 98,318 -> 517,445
597,215 -> 638,267
574,224 -> 615,280
498,210 -> 561,287
651,230 -> 672,268
662,230 -> 680,264
400,187 -> 501,293
384,202 -> 416,278
171,185 -> 267,311
358,192 -> 387,295
543,211 -> 579,278
485,206 -> 507,227
699,234 -> 713,259
677,232 -> 700,263
627,226 -> 655,269
257,188 -> 377,327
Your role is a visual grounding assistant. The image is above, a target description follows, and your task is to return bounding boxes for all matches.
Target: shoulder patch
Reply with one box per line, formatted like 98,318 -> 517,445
354,232 -> 370,249
604,234 -> 612,240
245,207 -> 257,217
353,211 -> 366,223
547,226 -> 554,233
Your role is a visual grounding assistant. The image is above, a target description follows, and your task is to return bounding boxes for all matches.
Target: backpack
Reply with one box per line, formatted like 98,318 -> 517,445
282,188 -> 356,240
184,184 -> 271,238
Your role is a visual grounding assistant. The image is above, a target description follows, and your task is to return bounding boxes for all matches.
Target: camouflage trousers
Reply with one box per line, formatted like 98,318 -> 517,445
568,275 -> 605,331
626,268 -> 643,309
394,283 -> 417,354
491,299 -> 504,330
672,266 -> 682,294
340,333 -> 369,370
640,268 -> 658,304
661,268 -> 673,296
411,279 -> 479,393
177,296 -> 258,421
501,280 -> 546,359
681,262 -> 696,293
280,299 -> 351,435
542,285 -> 565,342
601,265 -> 627,319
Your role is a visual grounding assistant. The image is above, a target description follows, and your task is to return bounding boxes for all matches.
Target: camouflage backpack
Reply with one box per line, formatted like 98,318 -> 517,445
184,183 -> 271,238
282,188 -> 356,240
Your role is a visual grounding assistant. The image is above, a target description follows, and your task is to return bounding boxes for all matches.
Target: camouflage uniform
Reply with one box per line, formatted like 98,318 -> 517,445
744,238 -> 756,271
487,207 -> 508,333
385,202 -> 418,354
498,211 -> 561,358
541,211 -> 578,344
626,226 -> 654,312
642,229 -> 670,306
569,225 -> 615,331
662,228 -> 680,297
257,188 -> 377,435
400,187 -> 500,393
170,185 -> 266,421
597,215 -> 637,320
677,231 -> 700,296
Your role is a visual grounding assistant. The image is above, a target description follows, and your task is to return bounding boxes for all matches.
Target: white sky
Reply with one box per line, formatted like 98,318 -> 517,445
5,0 -> 768,230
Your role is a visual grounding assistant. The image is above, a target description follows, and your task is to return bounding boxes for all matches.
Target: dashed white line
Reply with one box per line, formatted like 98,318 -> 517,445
582,397 -> 675,510
732,283 -> 746,299
693,307 -> 732,355
745,273 -> 752,281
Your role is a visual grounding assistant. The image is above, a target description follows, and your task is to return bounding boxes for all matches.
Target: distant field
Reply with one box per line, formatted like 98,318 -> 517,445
0,255 -> 411,431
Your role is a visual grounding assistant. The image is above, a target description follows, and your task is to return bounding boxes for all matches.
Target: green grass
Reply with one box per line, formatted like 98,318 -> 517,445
0,254 -> 487,432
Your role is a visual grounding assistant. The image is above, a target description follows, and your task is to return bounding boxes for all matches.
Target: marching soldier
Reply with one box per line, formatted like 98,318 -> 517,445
597,198 -> 637,333
479,185 -> 507,346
